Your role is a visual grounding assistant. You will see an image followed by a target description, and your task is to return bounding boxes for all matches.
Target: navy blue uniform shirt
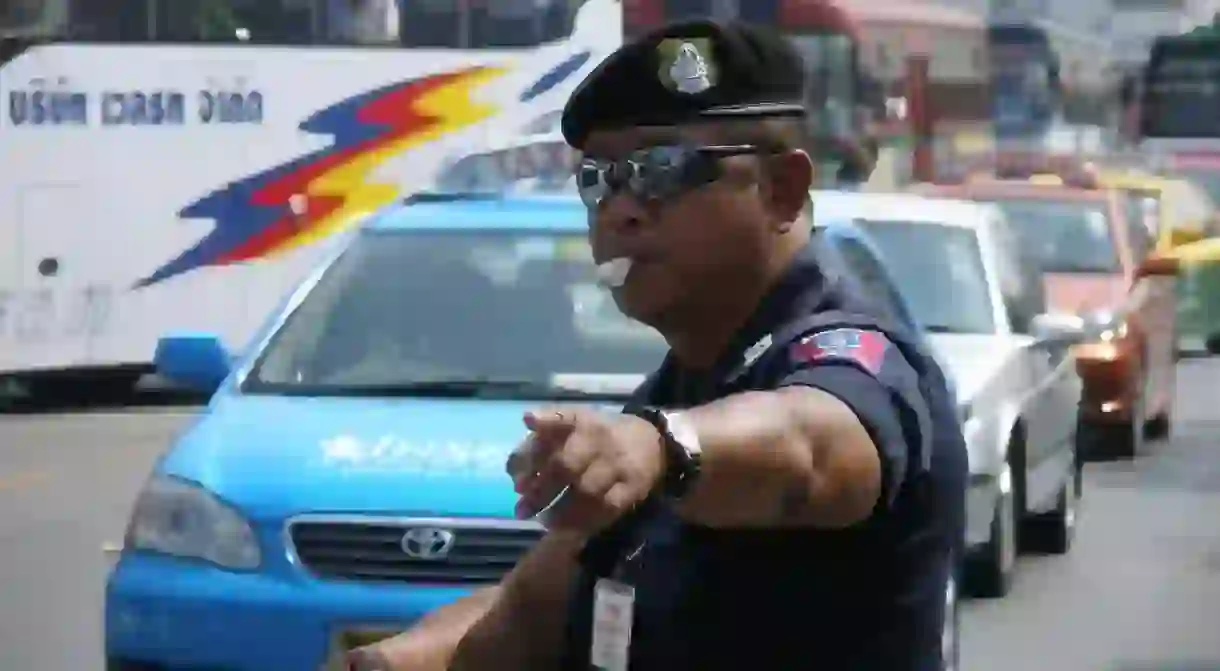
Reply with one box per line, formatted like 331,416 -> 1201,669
560,241 -> 968,670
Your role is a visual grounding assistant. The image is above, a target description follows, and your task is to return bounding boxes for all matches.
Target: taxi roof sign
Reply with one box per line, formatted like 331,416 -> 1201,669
434,132 -> 578,196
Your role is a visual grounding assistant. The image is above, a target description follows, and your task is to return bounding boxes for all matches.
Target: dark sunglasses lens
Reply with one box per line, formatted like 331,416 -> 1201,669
576,161 -> 607,207
577,146 -> 716,207
632,146 -> 689,200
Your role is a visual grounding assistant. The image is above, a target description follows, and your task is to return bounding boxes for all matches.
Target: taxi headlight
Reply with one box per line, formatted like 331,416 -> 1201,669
124,475 -> 261,570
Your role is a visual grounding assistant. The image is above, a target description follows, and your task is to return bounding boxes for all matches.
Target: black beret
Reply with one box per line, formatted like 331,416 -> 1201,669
561,19 -> 808,149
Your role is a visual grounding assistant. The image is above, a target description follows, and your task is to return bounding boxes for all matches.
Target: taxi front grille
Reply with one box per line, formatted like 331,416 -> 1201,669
288,518 -> 544,584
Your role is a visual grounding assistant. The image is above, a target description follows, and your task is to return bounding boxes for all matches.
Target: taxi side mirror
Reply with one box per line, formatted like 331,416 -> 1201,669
154,332 -> 232,393
1135,254 -> 1179,278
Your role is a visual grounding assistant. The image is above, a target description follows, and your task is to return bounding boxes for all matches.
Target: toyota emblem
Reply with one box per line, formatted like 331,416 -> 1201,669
400,527 -> 457,560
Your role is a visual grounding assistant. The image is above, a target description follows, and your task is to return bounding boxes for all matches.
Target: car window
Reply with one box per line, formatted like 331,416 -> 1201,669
852,220 -> 998,334
982,198 -> 1121,273
246,230 -> 665,394
830,237 -> 918,330
987,216 -> 1047,333
1120,192 -> 1155,261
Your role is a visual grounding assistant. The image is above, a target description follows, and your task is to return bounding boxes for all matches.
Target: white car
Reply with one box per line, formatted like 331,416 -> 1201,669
813,191 -> 1083,598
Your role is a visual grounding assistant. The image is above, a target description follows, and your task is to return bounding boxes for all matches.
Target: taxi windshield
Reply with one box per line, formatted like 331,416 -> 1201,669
982,199 -> 1121,273
244,229 -> 664,398
852,220 -> 997,335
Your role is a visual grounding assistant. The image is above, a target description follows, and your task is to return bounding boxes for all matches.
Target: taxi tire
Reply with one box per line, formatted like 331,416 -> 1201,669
1082,382 -> 1145,460
1145,412 -> 1171,440
1127,381 -> 1148,458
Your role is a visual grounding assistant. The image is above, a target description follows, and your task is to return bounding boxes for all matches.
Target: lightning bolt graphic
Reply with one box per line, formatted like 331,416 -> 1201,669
135,65 -> 504,288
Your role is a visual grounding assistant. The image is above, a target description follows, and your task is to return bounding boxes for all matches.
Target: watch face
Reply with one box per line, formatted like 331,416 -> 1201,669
658,410 -> 701,499
662,411 -> 701,455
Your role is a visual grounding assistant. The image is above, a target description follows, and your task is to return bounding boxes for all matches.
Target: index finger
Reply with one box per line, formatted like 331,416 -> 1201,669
524,409 -> 578,439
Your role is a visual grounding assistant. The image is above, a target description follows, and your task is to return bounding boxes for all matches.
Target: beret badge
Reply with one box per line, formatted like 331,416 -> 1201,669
657,38 -> 716,95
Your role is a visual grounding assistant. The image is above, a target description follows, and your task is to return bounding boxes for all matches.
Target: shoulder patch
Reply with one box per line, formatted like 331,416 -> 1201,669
790,328 -> 889,374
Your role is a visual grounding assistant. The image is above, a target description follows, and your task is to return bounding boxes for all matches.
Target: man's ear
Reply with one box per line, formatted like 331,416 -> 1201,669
764,150 -> 813,232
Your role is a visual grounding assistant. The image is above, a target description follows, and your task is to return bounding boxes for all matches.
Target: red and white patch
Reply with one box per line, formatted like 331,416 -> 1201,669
790,328 -> 889,374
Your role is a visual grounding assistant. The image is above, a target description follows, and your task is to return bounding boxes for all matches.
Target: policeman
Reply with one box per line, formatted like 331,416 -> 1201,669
348,19 -> 967,671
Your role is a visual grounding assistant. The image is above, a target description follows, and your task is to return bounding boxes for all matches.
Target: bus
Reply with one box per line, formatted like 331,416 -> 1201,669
0,0 -> 620,398
622,0 -> 879,186
1136,20 -> 1220,203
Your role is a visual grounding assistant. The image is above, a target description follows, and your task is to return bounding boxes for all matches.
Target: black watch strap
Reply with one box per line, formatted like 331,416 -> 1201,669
623,405 -> 701,499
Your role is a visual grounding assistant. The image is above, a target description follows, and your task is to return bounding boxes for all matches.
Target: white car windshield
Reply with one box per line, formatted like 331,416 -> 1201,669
984,199 -> 1120,273
245,230 -> 664,397
852,220 -> 997,334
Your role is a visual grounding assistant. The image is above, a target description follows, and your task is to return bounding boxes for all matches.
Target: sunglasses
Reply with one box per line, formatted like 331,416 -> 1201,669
575,144 -> 767,209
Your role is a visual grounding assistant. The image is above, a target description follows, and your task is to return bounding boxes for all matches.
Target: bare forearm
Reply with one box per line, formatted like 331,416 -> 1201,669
672,390 -> 814,527
674,387 -> 880,528
357,531 -> 584,671
450,532 -> 585,671
355,588 -> 501,671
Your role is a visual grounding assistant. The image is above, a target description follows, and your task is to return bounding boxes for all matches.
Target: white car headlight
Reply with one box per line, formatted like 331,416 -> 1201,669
124,475 -> 261,570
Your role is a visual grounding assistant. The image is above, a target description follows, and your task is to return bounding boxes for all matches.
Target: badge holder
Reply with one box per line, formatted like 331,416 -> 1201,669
590,577 -> 635,671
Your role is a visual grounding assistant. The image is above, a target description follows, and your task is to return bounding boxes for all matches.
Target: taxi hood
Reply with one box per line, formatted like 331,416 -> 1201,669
158,394 -> 604,522
1043,273 -> 1128,314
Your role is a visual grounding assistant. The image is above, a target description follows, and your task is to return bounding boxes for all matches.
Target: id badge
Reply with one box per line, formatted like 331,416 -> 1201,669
590,578 -> 635,671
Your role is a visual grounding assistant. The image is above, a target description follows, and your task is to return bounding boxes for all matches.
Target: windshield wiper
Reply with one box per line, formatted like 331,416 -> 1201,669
922,324 -> 961,333
312,378 -> 632,401
1045,265 -> 1115,274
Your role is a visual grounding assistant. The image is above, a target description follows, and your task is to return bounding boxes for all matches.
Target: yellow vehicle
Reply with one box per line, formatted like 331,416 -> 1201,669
1163,236 -> 1220,353
1094,169 -> 1215,252
1099,168 -> 1220,353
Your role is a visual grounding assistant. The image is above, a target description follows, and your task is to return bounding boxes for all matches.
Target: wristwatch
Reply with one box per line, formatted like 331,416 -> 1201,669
625,406 -> 704,499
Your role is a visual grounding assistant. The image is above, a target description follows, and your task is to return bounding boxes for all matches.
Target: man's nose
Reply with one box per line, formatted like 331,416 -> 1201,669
592,189 -> 649,237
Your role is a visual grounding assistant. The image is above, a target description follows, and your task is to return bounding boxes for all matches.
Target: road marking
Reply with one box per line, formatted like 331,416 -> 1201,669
0,470 -> 49,492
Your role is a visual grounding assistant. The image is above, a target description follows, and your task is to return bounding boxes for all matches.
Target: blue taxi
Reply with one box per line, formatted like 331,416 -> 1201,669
104,191 -> 933,670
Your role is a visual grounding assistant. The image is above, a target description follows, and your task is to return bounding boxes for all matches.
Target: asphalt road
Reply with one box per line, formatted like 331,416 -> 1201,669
2,361 -> 1220,670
